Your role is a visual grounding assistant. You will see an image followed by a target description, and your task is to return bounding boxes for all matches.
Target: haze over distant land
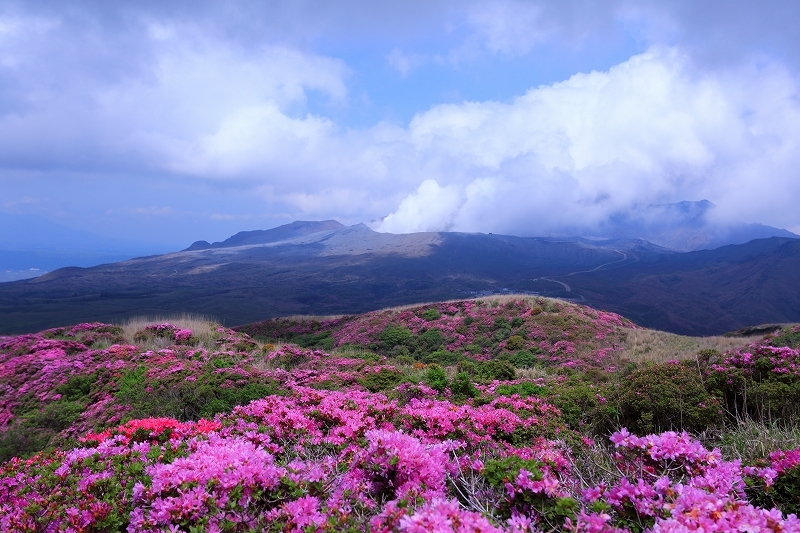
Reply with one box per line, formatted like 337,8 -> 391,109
0,213 -> 173,282
0,1 -> 799,249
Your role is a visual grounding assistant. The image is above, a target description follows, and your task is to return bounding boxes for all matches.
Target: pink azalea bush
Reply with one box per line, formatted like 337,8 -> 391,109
3,304 -> 800,531
3,416 -> 799,531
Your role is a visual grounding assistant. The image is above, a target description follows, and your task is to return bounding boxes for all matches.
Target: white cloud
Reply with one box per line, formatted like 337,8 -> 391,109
466,1 -> 554,55
386,48 -> 424,76
378,180 -> 463,233
376,47 -> 800,234
0,21 -> 350,175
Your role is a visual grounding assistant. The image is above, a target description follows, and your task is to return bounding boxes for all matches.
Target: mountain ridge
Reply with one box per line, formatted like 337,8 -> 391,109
1,222 -> 799,336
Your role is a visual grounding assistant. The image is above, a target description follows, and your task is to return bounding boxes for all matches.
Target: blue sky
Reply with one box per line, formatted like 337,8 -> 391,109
1,0 -> 800,248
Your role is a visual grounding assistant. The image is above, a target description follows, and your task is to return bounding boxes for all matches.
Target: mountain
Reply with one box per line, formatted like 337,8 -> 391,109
184,220 -> 344,250
1,221 -> 798,335
564,237 -> 800,336
596,200 -> 798,251
0,212 -> 170,282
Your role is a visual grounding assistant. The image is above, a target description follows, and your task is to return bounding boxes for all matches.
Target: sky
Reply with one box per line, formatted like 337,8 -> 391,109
1,0 -> 800,248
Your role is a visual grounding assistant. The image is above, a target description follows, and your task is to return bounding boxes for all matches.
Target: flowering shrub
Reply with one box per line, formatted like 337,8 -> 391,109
702,333 -> 800,422
3,303 -> 800,531
3,419 -> 799,532
745,447 -> 800,516
134,323 -> 197,346
238,298 -> 638,369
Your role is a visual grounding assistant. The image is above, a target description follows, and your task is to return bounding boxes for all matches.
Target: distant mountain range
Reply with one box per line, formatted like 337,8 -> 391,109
0,220 -> 798,336
2,200 -> 795,283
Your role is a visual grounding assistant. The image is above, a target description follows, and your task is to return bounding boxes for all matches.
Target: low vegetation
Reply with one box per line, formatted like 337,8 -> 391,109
2,298 -> 800,531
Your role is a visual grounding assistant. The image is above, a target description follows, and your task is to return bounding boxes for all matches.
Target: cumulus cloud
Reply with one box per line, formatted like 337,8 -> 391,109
379,180 -> 463,233
376,47 -> 800,235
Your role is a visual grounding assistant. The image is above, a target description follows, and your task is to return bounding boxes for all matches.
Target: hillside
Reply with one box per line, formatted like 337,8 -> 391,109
2,297 -> 800,531
0,223 -> 643,334
566,237 -> 800,335
1,221 -> 799,336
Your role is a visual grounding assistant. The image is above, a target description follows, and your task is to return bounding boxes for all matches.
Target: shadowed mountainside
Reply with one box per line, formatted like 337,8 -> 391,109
564,237 -> 800,336
0,222 -> 798,335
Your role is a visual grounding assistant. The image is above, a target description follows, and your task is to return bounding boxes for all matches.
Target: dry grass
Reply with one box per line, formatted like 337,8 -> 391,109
618,329 -> 753,364
117,313 -> 223,351
277,314 -> 346,322
275,294 -> 565,322
330,345 -> 379,359
707,418 -> 800,462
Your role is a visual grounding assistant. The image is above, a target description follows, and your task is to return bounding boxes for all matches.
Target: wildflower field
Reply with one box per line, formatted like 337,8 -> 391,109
2,297 -> 800,532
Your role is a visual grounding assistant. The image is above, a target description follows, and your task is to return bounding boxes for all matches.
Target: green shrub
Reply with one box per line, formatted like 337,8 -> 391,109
391,345 -> 411,358
475,360 -> 516,382
509,349 -> 539,368
547,381 -> 616,433
450,372 -> 478,401
393,355 -> 415,366
617,362 -> 721,434
0,426 -> 52,463
358,369 -> 403,392
702,344 -> 800,423
493,317 -> 510,330
483,456 -> 543,489
483,457 -> 578,524
457,360 -> 516,383
117,365 -> 285,421
457,361 -> 476,375
770,326 -> 800,348
494,329 -> 511,342
0,374 -> 100,461
211,356 -> 236,368
292,331 -> 334,351
55,374 -> 96,401
505,335 -> 525,351
26,401 -> 84,432
511,317 -> 525,328
495,382 -> 545,398
425,365 -> 449,392
416,328 -> 445,353
380,325 -> 414,348
421,308 -> 441,321
747,464 -> 800,516
473,335 -> 492,348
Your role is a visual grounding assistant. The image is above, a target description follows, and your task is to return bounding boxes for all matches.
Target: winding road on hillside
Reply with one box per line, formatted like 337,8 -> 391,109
535,250 -> 634,302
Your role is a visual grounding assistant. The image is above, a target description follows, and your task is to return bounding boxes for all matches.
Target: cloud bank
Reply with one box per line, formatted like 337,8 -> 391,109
377,48 -> 800,235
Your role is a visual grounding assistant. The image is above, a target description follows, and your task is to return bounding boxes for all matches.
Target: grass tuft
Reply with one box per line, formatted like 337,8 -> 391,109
118,313 -> 222,350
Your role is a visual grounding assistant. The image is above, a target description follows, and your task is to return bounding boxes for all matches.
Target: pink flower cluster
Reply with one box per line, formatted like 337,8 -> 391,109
143,323 -> 196,345
710,343 -> 800,377
581,429 -> 800,533
3,399 -> 800,532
